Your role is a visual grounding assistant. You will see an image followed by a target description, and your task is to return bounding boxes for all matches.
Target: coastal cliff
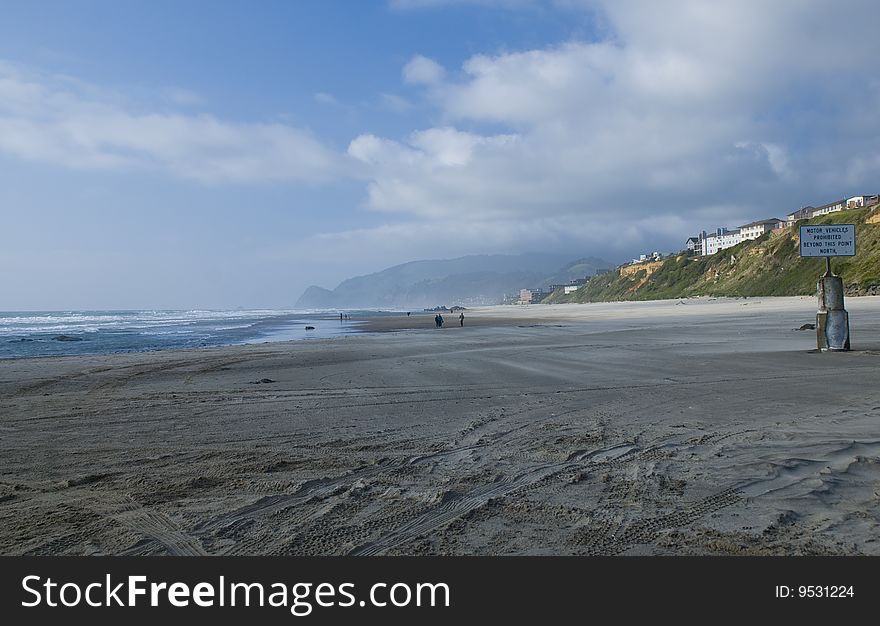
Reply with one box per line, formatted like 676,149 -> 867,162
547,206 -> 880,303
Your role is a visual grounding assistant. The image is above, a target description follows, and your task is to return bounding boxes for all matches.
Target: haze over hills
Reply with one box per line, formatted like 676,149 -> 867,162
295,253 -> 612,309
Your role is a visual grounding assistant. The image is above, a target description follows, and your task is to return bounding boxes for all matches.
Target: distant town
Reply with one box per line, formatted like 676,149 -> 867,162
515,194 -> 879,304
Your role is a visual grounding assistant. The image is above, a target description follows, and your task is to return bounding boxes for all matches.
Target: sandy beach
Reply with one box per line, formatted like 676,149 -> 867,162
2,296 -> 880,556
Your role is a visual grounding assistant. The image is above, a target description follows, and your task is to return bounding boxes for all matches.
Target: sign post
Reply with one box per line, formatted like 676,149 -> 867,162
799,224 -> 855,351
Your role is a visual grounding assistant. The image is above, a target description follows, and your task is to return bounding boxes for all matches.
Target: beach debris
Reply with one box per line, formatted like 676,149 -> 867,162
305,325 -> 316,330
796,323 -> 816,331
249,378 -> 276,384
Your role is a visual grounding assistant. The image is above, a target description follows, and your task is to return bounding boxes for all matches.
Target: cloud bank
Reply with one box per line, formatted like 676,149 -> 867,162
0,61 -> 340,184
349,0 -> 880,257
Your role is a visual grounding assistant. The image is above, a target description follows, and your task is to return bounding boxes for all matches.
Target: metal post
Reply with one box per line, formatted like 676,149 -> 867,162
816,256 -> 850,351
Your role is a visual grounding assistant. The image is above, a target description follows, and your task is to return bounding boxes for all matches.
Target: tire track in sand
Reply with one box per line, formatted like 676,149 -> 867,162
82,495 -> 207,556
193,459 -> 403,539
348,442 -> 638,556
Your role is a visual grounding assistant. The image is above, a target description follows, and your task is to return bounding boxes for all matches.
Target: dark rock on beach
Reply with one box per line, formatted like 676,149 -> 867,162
845,283 -> 880,297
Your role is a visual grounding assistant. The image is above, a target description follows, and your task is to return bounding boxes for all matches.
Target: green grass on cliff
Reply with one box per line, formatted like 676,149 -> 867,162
546,207 -> 880,303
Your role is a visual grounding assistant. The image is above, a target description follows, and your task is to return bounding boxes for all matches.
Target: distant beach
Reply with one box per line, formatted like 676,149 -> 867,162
4,296 -> 880,555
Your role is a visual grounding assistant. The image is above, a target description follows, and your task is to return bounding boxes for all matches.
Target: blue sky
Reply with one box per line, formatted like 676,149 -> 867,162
2,0 -> 880,309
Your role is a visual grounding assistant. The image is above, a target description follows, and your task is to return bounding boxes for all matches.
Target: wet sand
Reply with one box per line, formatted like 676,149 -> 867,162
2,296 -> 880,555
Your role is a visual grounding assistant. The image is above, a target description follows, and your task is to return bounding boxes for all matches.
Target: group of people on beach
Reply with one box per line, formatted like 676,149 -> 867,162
338,310 -> 463,328
434,312 -> 465,328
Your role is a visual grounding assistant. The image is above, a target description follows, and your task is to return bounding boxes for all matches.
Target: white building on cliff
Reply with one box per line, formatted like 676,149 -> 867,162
740,218 -> 784,241
701,228 -> 742,256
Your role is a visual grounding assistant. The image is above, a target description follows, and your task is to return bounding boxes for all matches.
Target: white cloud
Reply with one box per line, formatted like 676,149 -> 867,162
349,128 -> 524,218
402,55 -> 446,85
0,61 -> 342,184
348,133 -> 417,166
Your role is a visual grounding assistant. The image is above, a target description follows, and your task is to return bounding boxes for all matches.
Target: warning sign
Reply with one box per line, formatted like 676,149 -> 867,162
799,224 -> 856,257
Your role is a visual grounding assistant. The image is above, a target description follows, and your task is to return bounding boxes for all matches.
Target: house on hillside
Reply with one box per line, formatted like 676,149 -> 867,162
632,251 -> 662,264
718,229 -> 742,250
786,198 -> 847,225
701,233 -> 715,256
786,206 -> 814,225
560,277 -> 590,294
847,195 -> 879,208
518,288 -> 549,304
701,227 -> 742,256
739,218 -> 784,241
811,198 -> 846,218
685,236 -> 701,254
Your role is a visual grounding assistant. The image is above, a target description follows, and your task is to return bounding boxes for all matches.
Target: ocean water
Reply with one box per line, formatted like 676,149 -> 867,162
0,310 -> 383,359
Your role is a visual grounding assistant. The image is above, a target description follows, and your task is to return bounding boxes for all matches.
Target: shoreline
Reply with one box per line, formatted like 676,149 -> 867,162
4,294 -> 875,360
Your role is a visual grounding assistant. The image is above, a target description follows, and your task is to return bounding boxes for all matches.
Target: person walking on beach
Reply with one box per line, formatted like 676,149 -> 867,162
438,314 -> 444,328
434,314 -> 440,328
459,312 -> 464,326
